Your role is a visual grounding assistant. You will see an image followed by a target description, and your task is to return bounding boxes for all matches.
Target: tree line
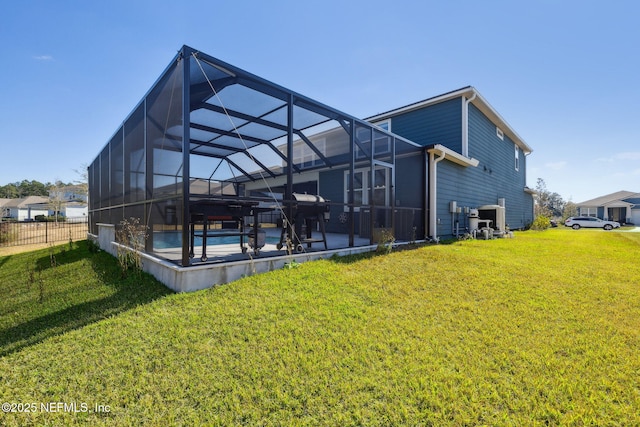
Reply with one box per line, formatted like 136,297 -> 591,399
534,178 -> 578,220
0,180 -> 74,199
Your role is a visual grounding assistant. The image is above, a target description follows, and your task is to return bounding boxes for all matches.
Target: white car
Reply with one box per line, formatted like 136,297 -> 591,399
564,216 -> 620,230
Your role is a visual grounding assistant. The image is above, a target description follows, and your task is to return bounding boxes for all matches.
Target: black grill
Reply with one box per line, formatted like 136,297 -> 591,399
277,193 -> 330,252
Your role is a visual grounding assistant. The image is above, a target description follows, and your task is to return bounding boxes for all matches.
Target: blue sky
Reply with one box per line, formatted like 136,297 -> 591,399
1,0 -> 638,203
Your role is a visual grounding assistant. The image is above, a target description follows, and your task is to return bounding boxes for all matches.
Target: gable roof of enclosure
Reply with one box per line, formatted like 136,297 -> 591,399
140,45 -> 421,186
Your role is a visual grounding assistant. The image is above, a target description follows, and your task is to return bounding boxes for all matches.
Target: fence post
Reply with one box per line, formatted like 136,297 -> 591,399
45,221 -> 48,244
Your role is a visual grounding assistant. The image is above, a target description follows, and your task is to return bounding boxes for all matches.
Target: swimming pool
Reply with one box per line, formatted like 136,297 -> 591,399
152,230 -> 279,249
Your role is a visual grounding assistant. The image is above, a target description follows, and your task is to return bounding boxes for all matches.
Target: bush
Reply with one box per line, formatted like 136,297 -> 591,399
116,217 -> 148,277
375,228 -> 395,254
34,215 -> 67,222
530,215 -> 551,231
0,222 -> 15,244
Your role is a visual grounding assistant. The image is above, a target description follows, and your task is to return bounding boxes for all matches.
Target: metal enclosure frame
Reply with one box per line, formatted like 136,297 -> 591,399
88,45 -> 423,266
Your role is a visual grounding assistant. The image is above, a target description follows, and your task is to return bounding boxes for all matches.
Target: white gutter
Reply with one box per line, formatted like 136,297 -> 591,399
427,145 -> 479,240
428,150 -> 446,240
461,93 -> 476,158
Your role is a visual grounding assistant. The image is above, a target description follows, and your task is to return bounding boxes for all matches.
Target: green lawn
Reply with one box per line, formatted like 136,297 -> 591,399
0,229 -> 639,426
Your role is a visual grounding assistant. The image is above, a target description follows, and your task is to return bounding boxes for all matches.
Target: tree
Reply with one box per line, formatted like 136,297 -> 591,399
48,180 -> 66,223
563,201 -> 578,220
534,178 -> 566,218
73,163 -> 89,198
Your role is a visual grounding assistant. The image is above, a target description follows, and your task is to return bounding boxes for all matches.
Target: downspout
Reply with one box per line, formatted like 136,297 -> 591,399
428,149 -> 446,240
461,92 -> 477,158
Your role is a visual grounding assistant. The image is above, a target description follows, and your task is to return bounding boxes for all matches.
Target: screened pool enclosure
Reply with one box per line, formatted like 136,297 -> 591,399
88,45 -> 424,266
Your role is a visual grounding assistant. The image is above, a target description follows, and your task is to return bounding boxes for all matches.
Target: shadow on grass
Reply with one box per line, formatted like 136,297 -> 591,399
35,242 -> 91,271
0,242 -> 173,357
0,254 -> 10,270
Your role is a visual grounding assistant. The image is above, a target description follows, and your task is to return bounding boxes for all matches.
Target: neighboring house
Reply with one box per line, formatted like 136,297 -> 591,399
0,199 -> 10,218
576,191 -> 640,224
2,196 -> 49,221
58,202 -> 88,222
365,86 -> 534,237
49,185 -> 88,202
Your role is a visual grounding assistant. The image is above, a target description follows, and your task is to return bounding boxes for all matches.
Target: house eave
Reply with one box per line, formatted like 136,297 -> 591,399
426,144 -> 479,167
367,86 -> 533,155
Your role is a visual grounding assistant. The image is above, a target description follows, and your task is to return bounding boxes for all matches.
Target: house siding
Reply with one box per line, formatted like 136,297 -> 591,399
319,153 -> 424,237
395,154 -> 424,209
431,103 -> 533,237
319,168 -> 347,234
390,98 -> 462,151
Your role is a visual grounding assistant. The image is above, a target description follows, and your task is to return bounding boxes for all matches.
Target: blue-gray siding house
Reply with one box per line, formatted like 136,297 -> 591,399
366,86 -> 534,239
577,191 -> 640,224
87,46 -> 537,290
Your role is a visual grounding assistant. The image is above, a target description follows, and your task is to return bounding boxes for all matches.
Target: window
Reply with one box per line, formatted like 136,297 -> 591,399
496,127 -> 504,140
514,143 -> 520,171
580,207 -> 598,217
293,138 -> 325,168
344,167 -> 390,211
374,120 -> 390,131
355,126 -> 391,159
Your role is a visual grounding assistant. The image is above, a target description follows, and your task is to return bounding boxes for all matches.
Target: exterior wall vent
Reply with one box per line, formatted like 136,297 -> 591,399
496,127 -> 504,140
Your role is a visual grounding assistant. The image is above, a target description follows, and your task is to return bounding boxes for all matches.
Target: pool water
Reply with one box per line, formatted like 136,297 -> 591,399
153,230 -> 279,249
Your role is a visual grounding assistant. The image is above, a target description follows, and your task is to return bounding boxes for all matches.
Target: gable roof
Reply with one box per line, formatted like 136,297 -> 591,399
3,196 -> 50,209
577,191 -> 640,206
365,86 -> 533,155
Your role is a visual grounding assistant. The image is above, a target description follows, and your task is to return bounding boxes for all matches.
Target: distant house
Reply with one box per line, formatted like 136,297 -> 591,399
0,199 -> 11,218
2,196 -> 49,221
576,191 -> 640,224
49,185 -> 88,202
59,201 -> 88,222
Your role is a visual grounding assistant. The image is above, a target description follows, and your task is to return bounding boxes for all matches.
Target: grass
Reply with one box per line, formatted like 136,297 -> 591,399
0,241 -> 173,357
0,228 -> 639,425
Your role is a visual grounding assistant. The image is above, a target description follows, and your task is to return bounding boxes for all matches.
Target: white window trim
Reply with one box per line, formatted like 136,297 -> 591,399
496,127 -> 504,140
293,138 -> 325,168
514,143 -> 520,172
344,166 -> 390,212
580,207 -> 598,217
355,129 -> 391,159
374,119 -> 391,132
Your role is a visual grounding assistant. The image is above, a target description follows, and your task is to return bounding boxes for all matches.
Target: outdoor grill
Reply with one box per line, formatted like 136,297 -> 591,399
189,198 -> 268,262
277,193 -> 330,252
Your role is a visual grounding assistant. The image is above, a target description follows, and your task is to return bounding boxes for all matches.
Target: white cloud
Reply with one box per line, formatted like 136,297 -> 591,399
597,151 -> 640,163
545,161 -> 567,171
33,55 -> 53,61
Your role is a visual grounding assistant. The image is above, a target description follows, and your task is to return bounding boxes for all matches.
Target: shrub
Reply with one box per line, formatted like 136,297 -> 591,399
0,222 -> 15,244
530,215 -> 551,231
375,228 -> 395,254
116,217 -> 148,277
34,215 -> 67,222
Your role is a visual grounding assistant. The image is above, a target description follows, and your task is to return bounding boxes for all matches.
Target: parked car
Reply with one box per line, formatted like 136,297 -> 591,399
564,217 -> 620,230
